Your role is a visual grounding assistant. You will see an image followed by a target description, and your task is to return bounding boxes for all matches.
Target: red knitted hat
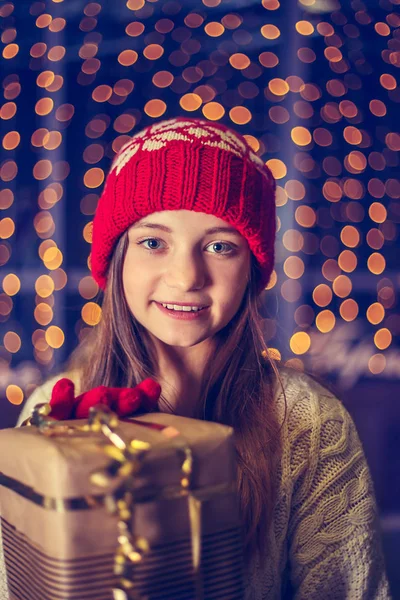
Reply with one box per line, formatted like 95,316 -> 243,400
91,116 -> 276,294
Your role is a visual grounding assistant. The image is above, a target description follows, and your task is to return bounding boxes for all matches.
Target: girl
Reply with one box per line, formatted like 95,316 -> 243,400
10,117 -> 390,598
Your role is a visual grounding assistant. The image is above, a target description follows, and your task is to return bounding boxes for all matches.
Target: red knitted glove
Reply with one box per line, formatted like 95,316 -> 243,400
48,378 -> 161,421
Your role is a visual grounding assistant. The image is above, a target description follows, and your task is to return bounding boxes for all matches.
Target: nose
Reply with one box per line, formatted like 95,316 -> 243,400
164,248 -> 207,292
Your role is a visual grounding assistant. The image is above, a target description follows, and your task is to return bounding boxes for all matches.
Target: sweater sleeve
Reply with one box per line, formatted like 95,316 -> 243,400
16,370 -> 81,427
0,370 -> 81,598
285,377 -> 391,599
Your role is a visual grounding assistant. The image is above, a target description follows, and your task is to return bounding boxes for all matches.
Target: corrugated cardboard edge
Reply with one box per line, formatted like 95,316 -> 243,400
0,515 -> 10,600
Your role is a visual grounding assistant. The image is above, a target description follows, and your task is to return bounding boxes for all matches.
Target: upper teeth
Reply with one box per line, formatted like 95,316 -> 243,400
161,304 -> 204,312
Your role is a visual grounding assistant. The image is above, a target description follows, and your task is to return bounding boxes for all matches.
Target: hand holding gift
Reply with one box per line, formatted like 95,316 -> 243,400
48,377 -> 162,420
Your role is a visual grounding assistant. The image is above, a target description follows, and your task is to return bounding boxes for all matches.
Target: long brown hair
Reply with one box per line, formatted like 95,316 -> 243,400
66,231 -> 286,559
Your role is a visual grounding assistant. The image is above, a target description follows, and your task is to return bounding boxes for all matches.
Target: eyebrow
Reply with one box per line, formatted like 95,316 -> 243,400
131,221 -> 242,236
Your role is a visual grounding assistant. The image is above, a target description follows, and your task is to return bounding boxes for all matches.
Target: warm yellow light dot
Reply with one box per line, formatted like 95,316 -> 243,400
202,102 -> 225,121
35,97 -> 54,116
368,202 -> 387,223
265,269 -> 277,290
127,0 -> 145,9
290,332 -> 311,355
50,268 -> 68,291
368,354 -> 386,375
84,167 -> 105,189
83,222 -> 93,244
204,22 -> 225,37
291,126 -> 312,146
2,43 -> 19,59
283,256 -> 304,279
118,49 -> 139,66
43,247 -> 63,270
48,46 -> 66,61
2,273 -> 20,296
323,181 -> 342,203
380,74 -> 397,90
313,284 -> 332,307
369,99 -> 387,117
347,150 -> 367,171
375,22 -> 390,36
126,21 -> 145,36
374,328 -> 392,350
229,106 -> 252,125
366,302 -> 385,325
324,47 -> 342,62
0,218 -> 15,239
0,102 -> 17,120
282,230 -> 303,252
45,326 -> 65,349
267,347 -> 281,361
268,78 -> 289,96
35,275 -> 55,298
295,20 -> 314,35
33,159 -> 53,181
78,276 -> 99,299
340,225 -> 360,248
243,135 -> 260,153
332,275 -> 352,298
36,14 -> 52,28
229,53 -> 251,70
338,250 -> 357,273
285,180 -> 306,201
259,52 -> 279,68
2,131 -> 20,151
179,93 -> 202,112
339,298 -> 359,322
266,158 -> 287,179
144,99 -> 167,118
4,331 -> 21,353
261,24 -> 280,39
284,358 -> 305,371
81,302 -> 102,326
367,253 -> 386,275
34,303 -> 54,326
316,310 -> 335,333
6,385 -> 24,405
92,85 -> 112,103
43,131 -> 62,151
343,126 -> 362,145
295,205 -> 316,227
142,44 -> 163,61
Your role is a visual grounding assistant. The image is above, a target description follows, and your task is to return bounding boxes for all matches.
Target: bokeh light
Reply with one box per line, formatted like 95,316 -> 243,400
0,0 -> 398,405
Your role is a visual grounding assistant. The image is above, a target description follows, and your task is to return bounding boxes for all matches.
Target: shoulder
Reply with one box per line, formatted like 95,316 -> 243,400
16,369 -> 81,427
272,365 -> 348,430
272,366 -> 370,501
272,366 -> 364,480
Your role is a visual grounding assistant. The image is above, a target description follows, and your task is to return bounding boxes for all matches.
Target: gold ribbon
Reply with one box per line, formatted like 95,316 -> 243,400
12,403 -> 231,600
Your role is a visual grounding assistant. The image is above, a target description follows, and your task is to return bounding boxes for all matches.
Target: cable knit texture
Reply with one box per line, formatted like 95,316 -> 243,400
0,367 -> 391,599
91,116 -> 276,293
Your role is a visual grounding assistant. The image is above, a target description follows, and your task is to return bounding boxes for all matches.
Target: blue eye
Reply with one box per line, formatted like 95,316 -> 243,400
140,238 -> 163,250
137,238 -> 235,255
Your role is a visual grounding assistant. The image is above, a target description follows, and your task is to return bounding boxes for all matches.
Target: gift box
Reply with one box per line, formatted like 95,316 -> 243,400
0,407 -> 244,600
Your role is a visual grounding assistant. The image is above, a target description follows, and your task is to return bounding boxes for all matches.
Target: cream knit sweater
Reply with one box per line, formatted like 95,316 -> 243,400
0,367 -> 391,599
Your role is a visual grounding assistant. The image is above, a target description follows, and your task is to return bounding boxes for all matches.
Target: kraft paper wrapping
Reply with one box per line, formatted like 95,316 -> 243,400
0,413 -> 244,600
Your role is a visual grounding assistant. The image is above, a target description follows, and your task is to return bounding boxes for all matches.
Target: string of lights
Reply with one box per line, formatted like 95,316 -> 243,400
0,0 -> 398,409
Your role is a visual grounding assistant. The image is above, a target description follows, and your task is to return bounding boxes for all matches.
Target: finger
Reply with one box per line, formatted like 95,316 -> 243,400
74,387 -> 113,419
49,378 -> 75,420
136,378 -> 161,411
116,388 -> 142,417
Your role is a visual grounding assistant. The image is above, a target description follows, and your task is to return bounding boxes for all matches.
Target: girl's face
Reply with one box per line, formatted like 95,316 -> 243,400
122,210 -> 251,350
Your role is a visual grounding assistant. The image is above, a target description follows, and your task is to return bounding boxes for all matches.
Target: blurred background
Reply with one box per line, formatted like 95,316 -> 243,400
0,0 -> 399,594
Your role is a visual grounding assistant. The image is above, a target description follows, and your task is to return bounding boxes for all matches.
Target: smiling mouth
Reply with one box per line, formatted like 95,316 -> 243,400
157,302 -> 208,312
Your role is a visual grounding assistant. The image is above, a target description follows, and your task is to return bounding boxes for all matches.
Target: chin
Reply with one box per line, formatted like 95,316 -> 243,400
154,332 -> 213,348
